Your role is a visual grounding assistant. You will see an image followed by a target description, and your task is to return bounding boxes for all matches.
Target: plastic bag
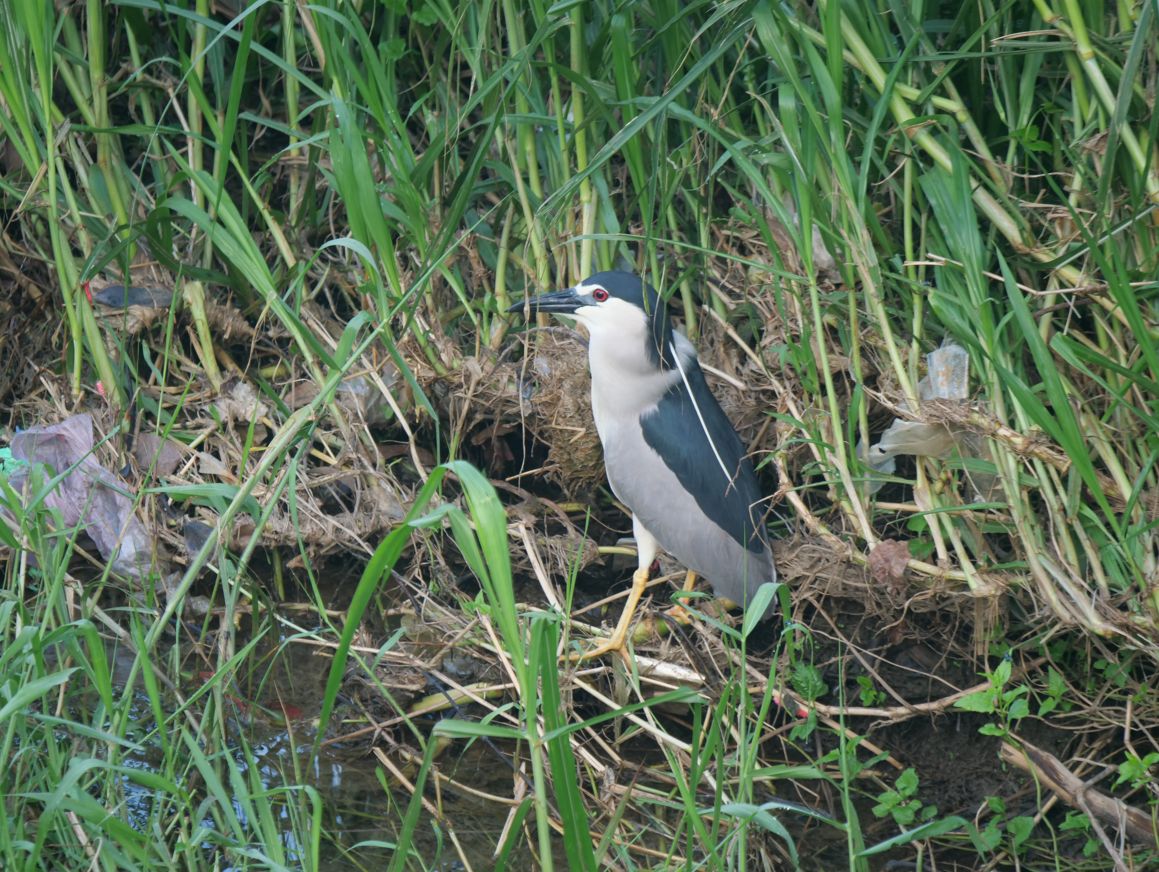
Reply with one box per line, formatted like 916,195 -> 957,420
859,342 -> 997,500
8,414 -> 155,578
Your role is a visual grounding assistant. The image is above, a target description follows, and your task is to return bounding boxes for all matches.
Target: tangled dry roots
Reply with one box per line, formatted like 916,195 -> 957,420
403,330 -> 605,494
519,332 -> 604,490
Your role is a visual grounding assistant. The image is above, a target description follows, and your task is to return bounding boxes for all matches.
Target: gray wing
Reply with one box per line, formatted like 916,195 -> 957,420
601,367 -> 776,617
640,362 -> 769,556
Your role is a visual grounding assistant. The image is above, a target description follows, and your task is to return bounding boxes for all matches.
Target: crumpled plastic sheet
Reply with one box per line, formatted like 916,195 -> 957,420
336,374 -> 391,425
859,342 -> 998,500
6,414 -> 154,578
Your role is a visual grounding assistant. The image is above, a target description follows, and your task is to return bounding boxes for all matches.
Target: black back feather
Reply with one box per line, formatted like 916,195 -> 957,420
639,357 -> 768,555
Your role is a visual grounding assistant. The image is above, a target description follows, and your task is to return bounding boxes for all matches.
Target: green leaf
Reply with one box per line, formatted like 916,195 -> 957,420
0,490 -> 21,551
891,802 -> 918,826
789,712 -> 817,742
444,461 -> 524,688
0,669 -> 78,724
1115,752 -> 1159,788
993,657 -> 1012,688
493,798 -> 533,872
430,720 -> 525,742
383,38 -> 406,61
896,767 -> 919,797
954,690 -> 997,713
384,736 -> 441,872
26,714 -> 143,751
1059,811 -> 1090,832
750,765 -> 831,780
145,483 -> 261,524
411,2 -> 439,25
979,819 -> 1003,851
1000,685 -> 1028,705
856,675 -> 882,706
539,688 -> 702,744
742,582 -> 783,637
535,617 -> 596,872
333,310 -> 372,369
791,663 -> 829,702
1008,815 -> 1035,850
859,816 -> 969,857
717,804 -> 798,865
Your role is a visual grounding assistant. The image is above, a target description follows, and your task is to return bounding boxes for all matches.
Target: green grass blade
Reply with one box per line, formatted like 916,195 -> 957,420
312,467 -> 446,757
535,616 -> 595,872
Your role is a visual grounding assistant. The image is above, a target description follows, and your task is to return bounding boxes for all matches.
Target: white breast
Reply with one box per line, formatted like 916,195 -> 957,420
577,299 -> 683,438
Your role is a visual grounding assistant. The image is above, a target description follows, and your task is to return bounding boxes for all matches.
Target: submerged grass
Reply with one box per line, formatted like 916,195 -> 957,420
1,0 -> 1159,868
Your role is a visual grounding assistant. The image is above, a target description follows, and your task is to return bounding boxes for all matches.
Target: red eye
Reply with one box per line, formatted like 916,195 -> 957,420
592,288 -> 609,302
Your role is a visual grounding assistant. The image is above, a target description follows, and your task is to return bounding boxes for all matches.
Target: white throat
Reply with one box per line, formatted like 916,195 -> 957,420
570,297 -> 695,437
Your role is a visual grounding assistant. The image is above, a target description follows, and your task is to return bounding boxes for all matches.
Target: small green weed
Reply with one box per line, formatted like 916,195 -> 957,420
976,797 -> 1036,857
1059,811 -> 1100,858
789,662 -> 828,740
856,675 -> 887,707
1037,667 -> 1070,716
872,768 -> 938,828
954,655 -> 1030,737
1115,752 -> 1159,790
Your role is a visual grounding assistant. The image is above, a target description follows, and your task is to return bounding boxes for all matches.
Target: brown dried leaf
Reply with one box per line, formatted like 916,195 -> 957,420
135,433 -> 184,477
212,381 -> 269,426
198,452 -> 234,480
869,539 -> 910,592
1077,130 -> 1109,155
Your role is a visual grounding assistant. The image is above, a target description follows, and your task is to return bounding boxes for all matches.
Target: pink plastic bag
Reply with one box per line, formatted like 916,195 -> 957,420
9,414 -> 154,578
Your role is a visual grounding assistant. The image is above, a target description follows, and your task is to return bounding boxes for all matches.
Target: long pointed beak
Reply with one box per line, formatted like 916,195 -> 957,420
506,287 -> 583,316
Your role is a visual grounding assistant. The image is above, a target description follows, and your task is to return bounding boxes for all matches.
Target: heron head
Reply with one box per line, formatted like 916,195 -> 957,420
506,270 -> 674,365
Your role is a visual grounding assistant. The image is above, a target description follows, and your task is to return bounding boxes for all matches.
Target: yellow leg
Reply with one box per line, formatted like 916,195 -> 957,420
573,566 -> 650,661
664,570 -> 698,624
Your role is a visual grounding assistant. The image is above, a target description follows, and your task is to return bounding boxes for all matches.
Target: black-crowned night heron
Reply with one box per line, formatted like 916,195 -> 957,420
508,270 -> 776,658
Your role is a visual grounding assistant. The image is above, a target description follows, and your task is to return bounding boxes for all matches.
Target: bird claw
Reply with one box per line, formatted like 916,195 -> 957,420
567,566 -> 651,663
662,570 -> 698,626
568,638 -> 634,665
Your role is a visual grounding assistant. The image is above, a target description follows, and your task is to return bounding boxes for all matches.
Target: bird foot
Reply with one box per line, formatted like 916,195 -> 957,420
661,570 -> 698,626
569,567 -> 650,663
568,637 -> 633,665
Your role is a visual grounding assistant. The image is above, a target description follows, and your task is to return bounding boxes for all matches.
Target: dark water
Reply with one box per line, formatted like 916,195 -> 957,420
102,558 -> 544,871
